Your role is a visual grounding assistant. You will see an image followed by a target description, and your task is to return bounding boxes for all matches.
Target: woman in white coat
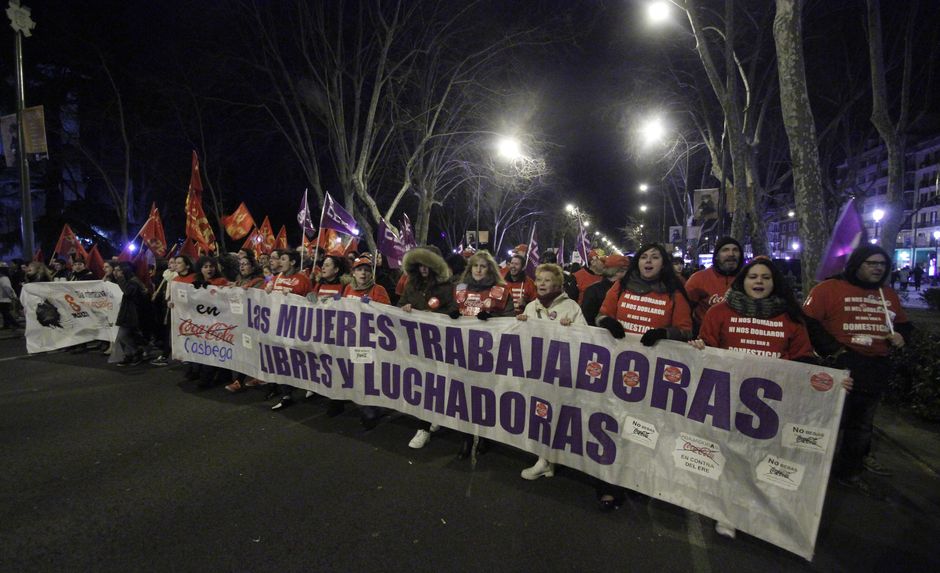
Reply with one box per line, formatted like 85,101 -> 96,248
515,263 -> 586,479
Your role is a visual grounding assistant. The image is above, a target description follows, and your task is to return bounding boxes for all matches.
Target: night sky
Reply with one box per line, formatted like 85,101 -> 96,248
3,0 -> 937,254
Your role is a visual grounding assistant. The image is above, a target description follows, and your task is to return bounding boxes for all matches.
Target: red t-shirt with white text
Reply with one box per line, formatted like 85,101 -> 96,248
802,279 -> 907,357
699,302 -> 813,360
271,272 -> 312,296
599,284 -> 693,335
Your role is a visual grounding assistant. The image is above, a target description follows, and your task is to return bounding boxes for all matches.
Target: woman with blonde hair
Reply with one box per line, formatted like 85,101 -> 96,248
516,263 -> 585,478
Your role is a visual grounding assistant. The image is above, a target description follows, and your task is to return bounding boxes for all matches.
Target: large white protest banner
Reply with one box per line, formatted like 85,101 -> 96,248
21,281 -> 122,354
170,284 -> 846,560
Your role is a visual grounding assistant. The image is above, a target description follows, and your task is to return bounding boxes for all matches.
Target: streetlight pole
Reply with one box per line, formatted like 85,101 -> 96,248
7,0 -> 35,259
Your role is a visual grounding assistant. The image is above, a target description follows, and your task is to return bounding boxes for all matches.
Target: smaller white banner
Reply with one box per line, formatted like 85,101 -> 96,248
21,281 -> 122,353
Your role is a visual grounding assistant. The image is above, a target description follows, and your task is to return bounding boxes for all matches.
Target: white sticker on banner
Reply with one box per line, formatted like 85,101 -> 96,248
623,416 -> 659,450
756,455 -> 805,491
782,423 -> 830,454
230,301 -> 244,315
673,433 -> 724,480
177,289 -> 188,301
350,347 -> 374,363
242,333 -> 252,349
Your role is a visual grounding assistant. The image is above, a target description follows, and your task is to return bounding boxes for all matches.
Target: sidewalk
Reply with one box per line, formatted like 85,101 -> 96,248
874,404 -> 940,477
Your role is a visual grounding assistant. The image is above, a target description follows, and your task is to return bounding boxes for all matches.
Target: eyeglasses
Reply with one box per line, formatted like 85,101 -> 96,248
862,261 -> 888,267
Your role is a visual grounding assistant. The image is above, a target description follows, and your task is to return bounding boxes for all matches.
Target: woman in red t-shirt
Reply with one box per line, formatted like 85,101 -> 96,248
450,250 -> 514,460
172,256 -> 196,284
689,257 -> 851,539
310,255 -> 349,302
268,251 -> 312,297
692,259 -> 812,360
596,243 -> 693,345
594,243 -> 692,511
341,255 -> 390,304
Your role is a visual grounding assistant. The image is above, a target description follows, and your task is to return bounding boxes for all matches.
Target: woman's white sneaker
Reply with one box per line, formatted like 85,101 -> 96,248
521,458 -> 554,480
409,430 -> 431,449
715,521 -> 736,539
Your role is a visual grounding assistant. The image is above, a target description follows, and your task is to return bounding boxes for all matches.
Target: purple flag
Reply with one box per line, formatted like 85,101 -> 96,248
320,192 -> 360,236
557,237 -> 565,265
815,198 -> 867,281
297,189 -> 316,236
576,212 -> 591,264
378,219 -> 407,269
400,214 -> 417,250
525,225 -> 540,279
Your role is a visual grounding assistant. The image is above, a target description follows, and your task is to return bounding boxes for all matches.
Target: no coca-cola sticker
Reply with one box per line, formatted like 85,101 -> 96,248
663,365 -> 683,383
810,372 -> 833,392
623,416 -> 659,449
427,297 -> 440,309
585,361 -> 603,378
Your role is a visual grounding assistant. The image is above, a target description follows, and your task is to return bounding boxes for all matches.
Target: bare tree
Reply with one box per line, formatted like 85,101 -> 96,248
773,0 -> 829,292
866,0 -> 916,252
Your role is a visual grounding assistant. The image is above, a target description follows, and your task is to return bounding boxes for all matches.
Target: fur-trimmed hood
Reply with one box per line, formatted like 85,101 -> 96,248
403,248 -> 451,282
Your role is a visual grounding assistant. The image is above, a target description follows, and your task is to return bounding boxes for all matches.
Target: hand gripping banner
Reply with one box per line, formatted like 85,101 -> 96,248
170,284 -> 846,560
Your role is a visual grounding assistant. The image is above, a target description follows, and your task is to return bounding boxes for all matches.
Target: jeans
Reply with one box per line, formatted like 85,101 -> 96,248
836,389 -> 882,480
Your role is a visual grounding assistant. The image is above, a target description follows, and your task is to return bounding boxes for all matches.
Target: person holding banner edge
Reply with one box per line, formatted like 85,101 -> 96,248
803,244 -> 911,496
594,243 -> 693,510
689,257 -> 854,538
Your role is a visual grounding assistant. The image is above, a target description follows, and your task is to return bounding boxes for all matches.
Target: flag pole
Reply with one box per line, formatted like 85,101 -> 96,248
299,201 -> 306,274
524,223 -> 535,269
310,196 -> 326,280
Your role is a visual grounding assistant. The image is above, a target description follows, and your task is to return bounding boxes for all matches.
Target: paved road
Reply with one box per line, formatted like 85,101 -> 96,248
1,335 -> 938,572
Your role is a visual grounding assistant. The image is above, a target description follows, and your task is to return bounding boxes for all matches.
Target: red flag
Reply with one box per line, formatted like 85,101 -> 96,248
275,225 -> 288,250
185,151 -> 216,252
33,249 -> 44,263
241,228 -> 263,257
53,224 -> 88,261
134,248 -> 154,289
302,233 -> 317,255
86,245 -> 105,279
138,203 -> 167,256
318,228 -> 359,256
258,217 -> 276,254
222,202 -> 255,240
179,238 -> 199,259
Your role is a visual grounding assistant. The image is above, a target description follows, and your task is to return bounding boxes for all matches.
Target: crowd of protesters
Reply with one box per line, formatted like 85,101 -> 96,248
1,237 -> 913,540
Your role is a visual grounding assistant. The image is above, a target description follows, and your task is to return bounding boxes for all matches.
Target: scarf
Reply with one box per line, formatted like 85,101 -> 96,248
465,276 -> 495,292
625,274 -> 667,295
537,290 -> 562,308
724,288 -> 788,319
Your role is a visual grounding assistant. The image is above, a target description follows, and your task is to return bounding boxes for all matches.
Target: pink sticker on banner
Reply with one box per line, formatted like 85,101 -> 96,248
585,361 -> 603,378
664,365 -> 683,383
535,401 -> 549,419
427,297 -> 440,309
810,372 -> 833,392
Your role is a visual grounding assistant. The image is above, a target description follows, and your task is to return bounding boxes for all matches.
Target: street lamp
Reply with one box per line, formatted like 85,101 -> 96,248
647,1 -> 671,24
639,204 -> 648,213
640,117 -> 665,146
639,183 -> 649,192
496,136 -> 523,161
787,210 -> 795,218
